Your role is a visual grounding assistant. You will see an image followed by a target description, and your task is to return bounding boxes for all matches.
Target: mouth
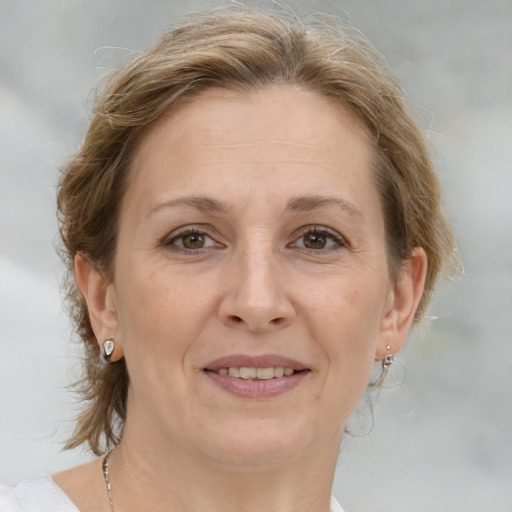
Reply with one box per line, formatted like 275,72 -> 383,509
207,366 -> 302,379
203,355 -> 310,398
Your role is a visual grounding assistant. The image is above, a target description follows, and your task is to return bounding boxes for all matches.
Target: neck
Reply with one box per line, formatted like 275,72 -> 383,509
109,422 -> 340,512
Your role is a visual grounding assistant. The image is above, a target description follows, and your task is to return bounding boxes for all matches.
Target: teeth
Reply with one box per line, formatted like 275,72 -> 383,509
256,367 -> 274,380
217,366 -> 296,379
240,367 -> 256,379
228,367 -> 240,377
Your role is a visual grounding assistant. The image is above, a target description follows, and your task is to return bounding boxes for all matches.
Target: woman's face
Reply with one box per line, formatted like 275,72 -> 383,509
106,86 -> 401,467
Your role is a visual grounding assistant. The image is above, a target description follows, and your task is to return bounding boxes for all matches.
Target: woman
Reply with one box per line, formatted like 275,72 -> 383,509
0,6 -> 458,511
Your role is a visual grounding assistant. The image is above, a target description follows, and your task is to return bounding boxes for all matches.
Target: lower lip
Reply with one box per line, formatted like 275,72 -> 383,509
204,370 -> 310,398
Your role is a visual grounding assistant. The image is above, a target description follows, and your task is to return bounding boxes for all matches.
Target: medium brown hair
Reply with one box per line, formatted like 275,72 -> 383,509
57,6 -> 459,455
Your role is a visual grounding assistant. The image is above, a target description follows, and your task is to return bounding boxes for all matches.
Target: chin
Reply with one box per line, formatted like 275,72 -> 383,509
196,417 -> 327,470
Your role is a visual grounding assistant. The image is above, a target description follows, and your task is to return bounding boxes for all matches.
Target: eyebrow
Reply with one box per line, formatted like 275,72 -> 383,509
147,196 -> 230,217
286,195 -> 363,219
147,194 -> 362,219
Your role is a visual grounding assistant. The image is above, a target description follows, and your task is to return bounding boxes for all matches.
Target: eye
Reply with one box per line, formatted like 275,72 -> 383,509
178,232 -> 208,250
165,227 -> 220,253
301,232 -> 332,250
290,227 -> 346,252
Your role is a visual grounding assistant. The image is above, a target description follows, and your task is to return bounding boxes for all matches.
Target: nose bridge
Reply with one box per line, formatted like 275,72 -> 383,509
239,237 -> 278,303
219,230 -> 294,331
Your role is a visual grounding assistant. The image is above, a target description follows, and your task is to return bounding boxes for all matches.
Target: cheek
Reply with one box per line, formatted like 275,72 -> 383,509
310,273 -> 386,341
311,275 -> 386,389
115,263 -> 218,367
321,304 -> 379,416
114,275 -> 200,410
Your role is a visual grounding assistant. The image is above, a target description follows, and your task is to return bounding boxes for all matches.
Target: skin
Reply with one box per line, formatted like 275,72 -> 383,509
54,85 -> 427,512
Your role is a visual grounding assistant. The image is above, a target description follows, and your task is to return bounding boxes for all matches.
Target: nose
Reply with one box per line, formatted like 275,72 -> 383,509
218,244 -> 295,333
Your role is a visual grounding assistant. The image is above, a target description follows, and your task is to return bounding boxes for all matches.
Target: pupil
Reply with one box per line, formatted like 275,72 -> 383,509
305,233 -> 326,249
183,233 -> 204,249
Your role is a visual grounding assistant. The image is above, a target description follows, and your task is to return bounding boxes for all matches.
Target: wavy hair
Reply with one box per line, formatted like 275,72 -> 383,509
57,6 -> 459,455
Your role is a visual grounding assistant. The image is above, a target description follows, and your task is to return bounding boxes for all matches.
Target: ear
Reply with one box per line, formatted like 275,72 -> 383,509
74,253 -> 123,361
375,248 -> 427,360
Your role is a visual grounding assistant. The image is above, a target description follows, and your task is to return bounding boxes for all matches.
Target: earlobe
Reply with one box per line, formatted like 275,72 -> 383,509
74,253 -> 123,361
376,248 -> 427,360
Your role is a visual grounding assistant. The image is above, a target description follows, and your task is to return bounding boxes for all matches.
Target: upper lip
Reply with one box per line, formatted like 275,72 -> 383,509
204,354 -> 309,372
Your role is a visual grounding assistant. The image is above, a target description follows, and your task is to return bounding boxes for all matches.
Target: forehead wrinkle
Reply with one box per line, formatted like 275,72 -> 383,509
193,140 -> 325,151
192,159 -> 335,168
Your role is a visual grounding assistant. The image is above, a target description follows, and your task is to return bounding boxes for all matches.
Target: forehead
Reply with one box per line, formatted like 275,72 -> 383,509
126,85 -> 377,215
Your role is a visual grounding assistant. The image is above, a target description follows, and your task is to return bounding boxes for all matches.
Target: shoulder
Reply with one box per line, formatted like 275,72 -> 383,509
0,475 -> 79,512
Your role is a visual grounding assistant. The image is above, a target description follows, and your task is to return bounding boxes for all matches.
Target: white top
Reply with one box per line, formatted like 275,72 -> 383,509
0,475 -> 79,511
0,475 -> 345,511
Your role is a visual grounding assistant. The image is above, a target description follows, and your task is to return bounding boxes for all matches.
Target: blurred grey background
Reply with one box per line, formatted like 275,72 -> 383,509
1,1 -> 511,511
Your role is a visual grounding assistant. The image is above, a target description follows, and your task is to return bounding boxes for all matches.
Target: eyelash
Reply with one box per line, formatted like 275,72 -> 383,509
163,226 -> 221,255
289,226 -> 347,253
163,225 -> 347,255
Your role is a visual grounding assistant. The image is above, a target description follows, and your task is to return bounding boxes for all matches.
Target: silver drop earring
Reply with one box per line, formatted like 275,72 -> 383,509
382,344 -> 394,369
102,339 -> 115,363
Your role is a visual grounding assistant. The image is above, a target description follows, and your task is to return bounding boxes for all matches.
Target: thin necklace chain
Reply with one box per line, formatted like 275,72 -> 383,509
102,452 -> 116,512
101,450 -> 335,512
